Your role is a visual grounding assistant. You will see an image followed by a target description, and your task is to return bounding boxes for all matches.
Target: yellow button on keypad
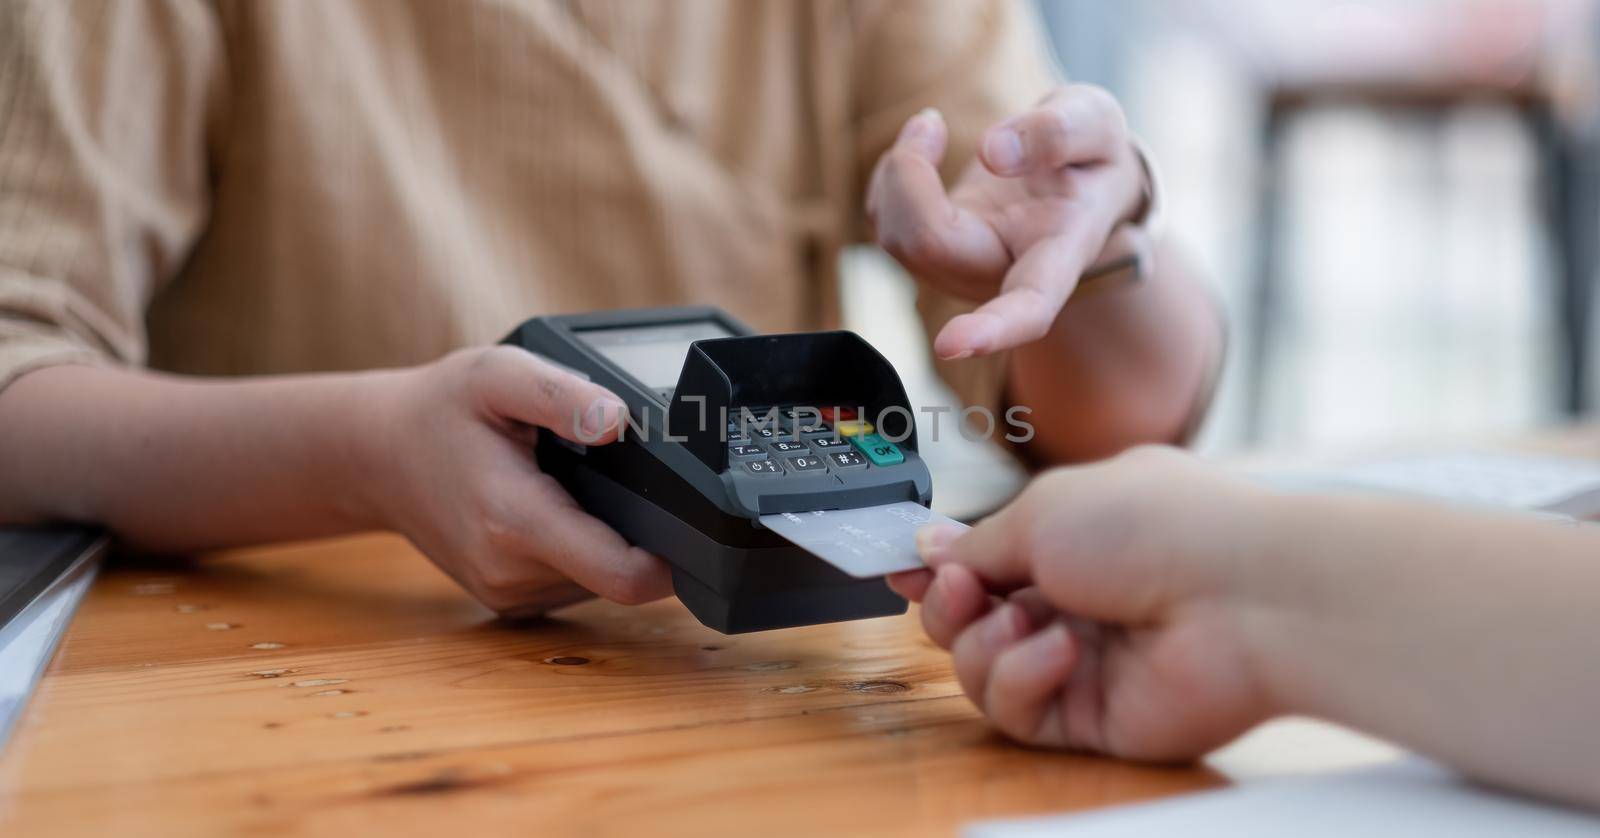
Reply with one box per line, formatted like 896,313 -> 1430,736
834,419 -> 874,438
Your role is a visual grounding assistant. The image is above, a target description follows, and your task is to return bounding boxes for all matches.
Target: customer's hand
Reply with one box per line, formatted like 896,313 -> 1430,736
866,85 -> 1146,359
369,346 -> 672,617
888,447 -> 1276,761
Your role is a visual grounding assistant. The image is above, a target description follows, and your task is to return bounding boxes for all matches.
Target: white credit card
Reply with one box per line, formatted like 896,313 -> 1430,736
759,501 -> 969,578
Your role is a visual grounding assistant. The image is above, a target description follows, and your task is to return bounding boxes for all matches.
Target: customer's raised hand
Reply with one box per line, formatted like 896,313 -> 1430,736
370,346 -> 672,617
888,448 -> 1276,760
866,85 -> 1147,360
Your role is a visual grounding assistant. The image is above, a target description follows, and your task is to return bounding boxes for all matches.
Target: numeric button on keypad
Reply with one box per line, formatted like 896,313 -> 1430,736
743,460 -> 784,476
810,437 -> 850,451
769,440 -> 808,455
728,444 -> 765,460
828,450 -> 868,469
787,455 -> 826,472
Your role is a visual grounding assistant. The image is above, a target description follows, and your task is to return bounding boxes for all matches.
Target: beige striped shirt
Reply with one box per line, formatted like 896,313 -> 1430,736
0,0 -> 1058,412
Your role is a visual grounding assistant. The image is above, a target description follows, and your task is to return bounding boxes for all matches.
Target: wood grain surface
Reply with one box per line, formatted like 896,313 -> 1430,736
0,534 -> 1219,837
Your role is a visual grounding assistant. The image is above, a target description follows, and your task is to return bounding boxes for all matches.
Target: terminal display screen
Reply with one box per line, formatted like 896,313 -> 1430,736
575,320 -> 734,393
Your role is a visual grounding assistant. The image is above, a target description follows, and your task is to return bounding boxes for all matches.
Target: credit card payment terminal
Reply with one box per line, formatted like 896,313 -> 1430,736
501,306 -> 933,633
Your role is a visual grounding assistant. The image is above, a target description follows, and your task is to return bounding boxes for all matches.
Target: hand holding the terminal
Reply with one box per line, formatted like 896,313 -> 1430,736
0,347 -> 672,619
866,85 -> 1147,360
372,346 -> 673,617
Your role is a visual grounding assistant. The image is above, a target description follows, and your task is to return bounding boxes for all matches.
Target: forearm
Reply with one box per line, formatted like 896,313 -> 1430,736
1245,493 -> 1600,806
1007,238 -> 1222,465
0,364 -> 396,550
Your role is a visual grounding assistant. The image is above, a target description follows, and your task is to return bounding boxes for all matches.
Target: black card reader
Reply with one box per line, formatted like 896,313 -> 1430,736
501,306 -> 933,633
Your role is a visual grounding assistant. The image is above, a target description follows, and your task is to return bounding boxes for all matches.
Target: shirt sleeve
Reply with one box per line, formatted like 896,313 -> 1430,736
849,0 -> 1058,418
0,0 -> 223,393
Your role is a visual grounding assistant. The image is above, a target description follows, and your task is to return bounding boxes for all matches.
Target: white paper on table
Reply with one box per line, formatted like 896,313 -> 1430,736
0,562 -> 97,750
1262,452 -> 1600,518
965,759 -> 1600,838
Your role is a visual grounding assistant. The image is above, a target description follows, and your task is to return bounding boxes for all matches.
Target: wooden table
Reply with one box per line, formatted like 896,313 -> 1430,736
23,424 -> 1598,835
0,536 -> 1221,836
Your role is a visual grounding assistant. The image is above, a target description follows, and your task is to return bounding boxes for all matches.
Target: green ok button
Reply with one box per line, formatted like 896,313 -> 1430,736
849,432 -> 904,466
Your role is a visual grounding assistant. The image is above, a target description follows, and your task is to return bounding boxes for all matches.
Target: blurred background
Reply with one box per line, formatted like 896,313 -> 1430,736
844,0 -> 1600,507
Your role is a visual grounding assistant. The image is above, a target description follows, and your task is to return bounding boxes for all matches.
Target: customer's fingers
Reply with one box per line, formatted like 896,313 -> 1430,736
950,602 -> 1033,705
919,563 -> 992,649
886,568 -> 934,603
920,461 -> 1188,625
981,622 -> 1076,745
1005,586 -> 1057,626
918,503 -> 1037,592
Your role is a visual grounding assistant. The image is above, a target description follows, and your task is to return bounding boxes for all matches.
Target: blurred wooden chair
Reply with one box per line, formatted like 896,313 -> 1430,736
1198,0 -> 1600,439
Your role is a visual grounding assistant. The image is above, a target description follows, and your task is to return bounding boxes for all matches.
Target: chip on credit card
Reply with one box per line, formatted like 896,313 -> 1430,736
758,501 -> 970,578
